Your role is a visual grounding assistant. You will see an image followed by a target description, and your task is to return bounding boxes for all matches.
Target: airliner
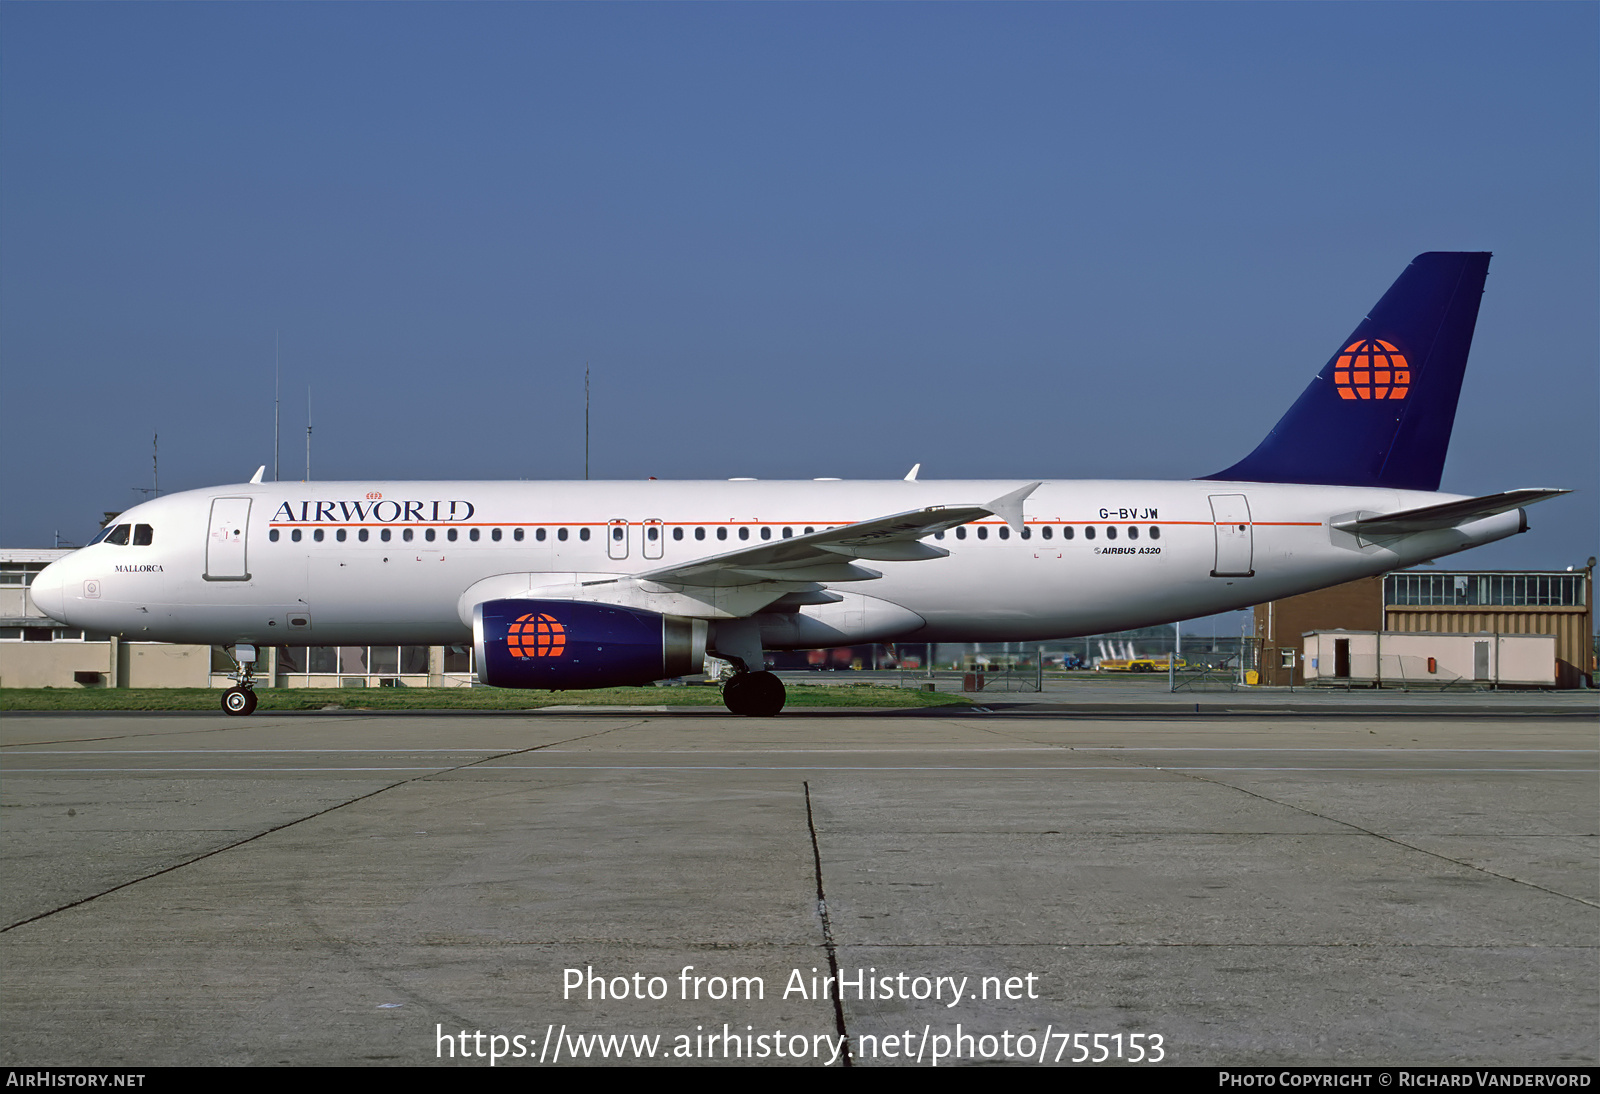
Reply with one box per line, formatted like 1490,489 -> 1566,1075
26,253 -> 1566,716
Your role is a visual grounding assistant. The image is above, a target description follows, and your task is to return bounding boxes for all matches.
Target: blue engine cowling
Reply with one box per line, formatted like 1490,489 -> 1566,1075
473,599 -> 707,690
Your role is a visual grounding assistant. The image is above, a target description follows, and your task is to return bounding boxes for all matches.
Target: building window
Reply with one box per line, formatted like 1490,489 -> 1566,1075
1280,648 -> 1296,669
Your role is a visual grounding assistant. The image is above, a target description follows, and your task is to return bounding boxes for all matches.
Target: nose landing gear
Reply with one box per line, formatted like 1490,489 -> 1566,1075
722,670 -> 786,717
222,644 -> 260,717
222,686 -> 258,716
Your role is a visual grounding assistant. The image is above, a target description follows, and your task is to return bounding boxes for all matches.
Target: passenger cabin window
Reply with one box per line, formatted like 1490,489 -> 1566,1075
1106,526 -> 1117,540
1127,526 -> 1139,540
269,529 -> 280,542
579,528 -> 590,541
977,527 -> 988,540
673,527 -> 684,541
1020,527 -> 1030,540
1063,526 -> 1074,540
425,528 -> 436,542
359,529 -> 370,542
336,529 -> 347,542
558,528 -> 568,541
313,529 -> 325,542
292,529 -> 303,542
491,529 -> 501,542
696,528 -> 706,541
739,528 -> 750,540
783,527 -> 793,538
381,529 -> 392,542
717,528 -> 728,541
1084,526 -> 1095,540
1149,526 -> 1160,539
956,527 -> 966,540
1041,526 -> 1053,540
404,529 -> 415,542
998,527 -> 1010,540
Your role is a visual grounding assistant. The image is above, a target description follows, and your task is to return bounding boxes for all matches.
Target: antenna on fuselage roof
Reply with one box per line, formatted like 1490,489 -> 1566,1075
584,362 -> 590,481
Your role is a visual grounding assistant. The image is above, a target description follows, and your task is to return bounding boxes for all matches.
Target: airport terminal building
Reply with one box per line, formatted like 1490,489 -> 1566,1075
1252,567 -> 1594,689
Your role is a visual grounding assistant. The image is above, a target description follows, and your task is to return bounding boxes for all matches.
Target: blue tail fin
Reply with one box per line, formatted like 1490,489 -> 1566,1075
1203,252 -> 1491,491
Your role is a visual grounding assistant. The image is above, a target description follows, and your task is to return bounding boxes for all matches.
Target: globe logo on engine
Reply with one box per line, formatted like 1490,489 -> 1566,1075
506,613 -> 566,658
1333,339 -> 1409,401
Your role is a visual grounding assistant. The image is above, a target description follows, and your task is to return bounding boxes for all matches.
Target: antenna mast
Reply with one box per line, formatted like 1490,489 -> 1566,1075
584,362 -> 590,481
305,387 -> 312,482
273,330 -> 280,482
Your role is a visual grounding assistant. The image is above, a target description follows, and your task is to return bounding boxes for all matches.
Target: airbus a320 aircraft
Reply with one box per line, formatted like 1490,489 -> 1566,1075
27,253 -> 1566,716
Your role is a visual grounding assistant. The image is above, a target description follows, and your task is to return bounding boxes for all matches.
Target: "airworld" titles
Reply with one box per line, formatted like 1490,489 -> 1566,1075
270,500 -> 476,524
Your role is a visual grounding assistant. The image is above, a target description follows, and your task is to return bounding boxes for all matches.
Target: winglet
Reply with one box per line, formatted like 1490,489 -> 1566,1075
904,463 -> 921,482
984,482 -> 1041,531
249,465 -> 266,484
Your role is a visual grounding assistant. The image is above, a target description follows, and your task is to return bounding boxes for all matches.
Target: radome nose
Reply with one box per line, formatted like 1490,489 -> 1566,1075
28,559 -> 66,622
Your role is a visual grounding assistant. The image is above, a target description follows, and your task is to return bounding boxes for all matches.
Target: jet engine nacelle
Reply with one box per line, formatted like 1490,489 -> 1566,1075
472,599 -> 707,690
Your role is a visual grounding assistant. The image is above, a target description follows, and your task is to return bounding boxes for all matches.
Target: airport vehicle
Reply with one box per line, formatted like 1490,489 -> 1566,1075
1097,657 -> 1184,674
26,253 -> 1566,716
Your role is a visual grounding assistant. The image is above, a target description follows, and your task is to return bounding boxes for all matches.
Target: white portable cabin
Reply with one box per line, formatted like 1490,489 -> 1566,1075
1301,630 -> 1557,688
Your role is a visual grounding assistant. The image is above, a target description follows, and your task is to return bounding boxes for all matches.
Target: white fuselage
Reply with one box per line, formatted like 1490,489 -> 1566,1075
28,477 -> 1524,649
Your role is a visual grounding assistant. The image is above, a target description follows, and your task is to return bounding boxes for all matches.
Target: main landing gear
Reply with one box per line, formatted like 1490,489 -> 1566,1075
722,670 -> 786,717
222,643 -> 260,717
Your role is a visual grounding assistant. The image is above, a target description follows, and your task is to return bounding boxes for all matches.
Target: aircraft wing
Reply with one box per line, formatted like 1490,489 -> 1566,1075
1331,488 -> 1569,536
629,483 -> 1040,589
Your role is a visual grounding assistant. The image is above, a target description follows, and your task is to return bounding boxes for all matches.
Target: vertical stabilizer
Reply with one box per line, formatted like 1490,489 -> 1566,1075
1203,252 -> 1491,491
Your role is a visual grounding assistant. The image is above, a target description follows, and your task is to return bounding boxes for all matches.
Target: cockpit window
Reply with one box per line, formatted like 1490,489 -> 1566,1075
133,524 -> 154,546
102,525 -> 130,546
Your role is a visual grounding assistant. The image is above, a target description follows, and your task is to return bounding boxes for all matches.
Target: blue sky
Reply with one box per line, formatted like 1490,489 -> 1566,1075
3,3 -> 1594,580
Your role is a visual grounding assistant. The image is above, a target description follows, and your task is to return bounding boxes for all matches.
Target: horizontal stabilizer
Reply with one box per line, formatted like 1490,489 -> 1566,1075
1332,488 -> 1568,536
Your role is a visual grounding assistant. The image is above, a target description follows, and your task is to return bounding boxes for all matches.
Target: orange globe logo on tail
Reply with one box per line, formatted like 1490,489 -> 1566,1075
506,613 -> 566,658
1334,339 -> 1409,400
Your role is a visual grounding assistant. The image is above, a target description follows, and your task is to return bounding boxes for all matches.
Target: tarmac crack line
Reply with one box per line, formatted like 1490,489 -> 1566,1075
803,780 -> 853,1068
1113,760 -> 1600,910
0,723 -> 634,935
